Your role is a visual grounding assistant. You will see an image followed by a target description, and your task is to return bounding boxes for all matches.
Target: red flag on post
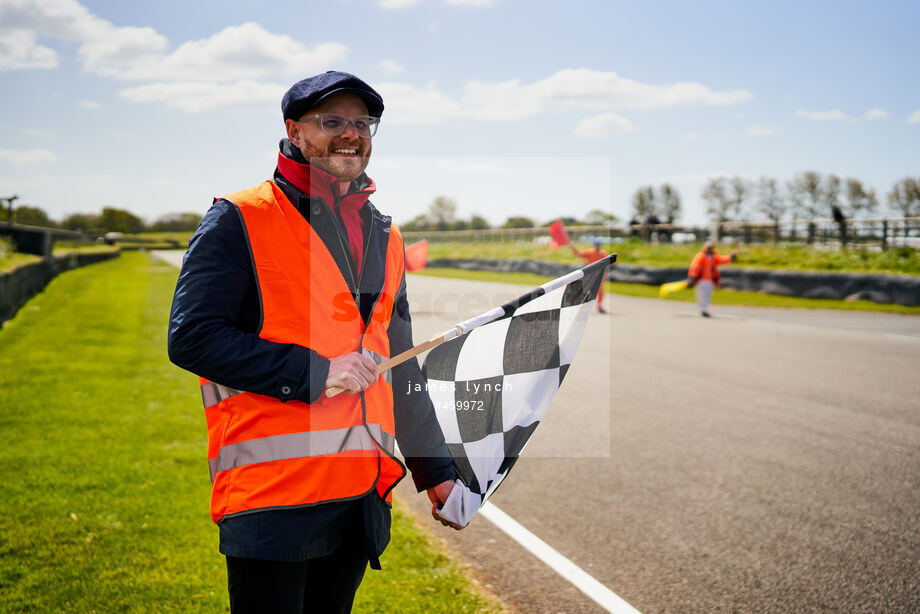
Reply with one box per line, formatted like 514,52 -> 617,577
548,220 -> 570,248
405,239 -> 428,271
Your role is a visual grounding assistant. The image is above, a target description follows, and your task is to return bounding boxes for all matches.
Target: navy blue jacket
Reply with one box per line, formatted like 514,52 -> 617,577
168,140 -> 455,564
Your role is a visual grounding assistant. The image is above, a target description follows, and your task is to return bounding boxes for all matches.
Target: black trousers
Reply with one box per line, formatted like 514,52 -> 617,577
226,531 -> 369,614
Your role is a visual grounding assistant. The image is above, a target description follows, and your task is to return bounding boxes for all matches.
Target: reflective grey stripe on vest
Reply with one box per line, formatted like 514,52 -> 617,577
201,382 -> 244,409
208,423 -> 396,482
362,349 -> 392,386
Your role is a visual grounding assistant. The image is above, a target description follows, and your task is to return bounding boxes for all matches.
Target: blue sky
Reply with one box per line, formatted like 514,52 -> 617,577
0,0 -> 917,225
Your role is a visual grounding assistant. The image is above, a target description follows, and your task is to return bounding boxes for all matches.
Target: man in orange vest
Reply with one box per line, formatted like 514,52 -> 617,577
571,238 -> 610,313
168,72 -> 461,613
686,241 -> 738,317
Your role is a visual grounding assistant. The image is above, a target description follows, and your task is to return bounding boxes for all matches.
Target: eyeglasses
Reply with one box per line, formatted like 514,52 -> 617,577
299,114 -> 380,138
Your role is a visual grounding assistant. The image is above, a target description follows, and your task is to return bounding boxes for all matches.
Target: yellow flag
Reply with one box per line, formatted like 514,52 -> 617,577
659,280 -> 688,298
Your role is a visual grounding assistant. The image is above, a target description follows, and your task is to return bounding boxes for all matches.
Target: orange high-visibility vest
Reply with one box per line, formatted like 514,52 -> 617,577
688,251 -> 732,286
199,180 -> 406,523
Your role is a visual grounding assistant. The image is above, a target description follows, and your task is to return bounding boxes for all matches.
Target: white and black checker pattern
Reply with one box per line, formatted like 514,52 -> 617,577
423,258 -> 609,511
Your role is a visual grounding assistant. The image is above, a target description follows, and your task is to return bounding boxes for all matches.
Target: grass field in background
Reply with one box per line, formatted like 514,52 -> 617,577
0,245 -> 120,273
0,252 -> 40,273
425,239 -> 920,276
9,234 -> 917,276
412,267 -> 920,315
0,252 -> 505,613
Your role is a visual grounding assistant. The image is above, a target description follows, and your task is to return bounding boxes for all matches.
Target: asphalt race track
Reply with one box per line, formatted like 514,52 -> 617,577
152,251 -> 919,613
396,273 -> 920,614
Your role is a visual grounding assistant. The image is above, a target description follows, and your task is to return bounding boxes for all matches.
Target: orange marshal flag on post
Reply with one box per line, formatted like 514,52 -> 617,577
548,220 -> 570,248
405,239 -> 428,271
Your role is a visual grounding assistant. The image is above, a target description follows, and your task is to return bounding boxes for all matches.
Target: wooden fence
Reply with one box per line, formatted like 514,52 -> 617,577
402,217 -> 920,250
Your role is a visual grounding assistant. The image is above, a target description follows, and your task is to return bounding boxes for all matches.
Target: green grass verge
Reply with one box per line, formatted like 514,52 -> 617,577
425,239 -> 920,276
135,231 -> 194,244
412,267 -> 920,315
0,252 -> 505,613
0,252 -> 40,273
357,502 -> 505,613
1,247 -> 120,273
52,244 -> 122,255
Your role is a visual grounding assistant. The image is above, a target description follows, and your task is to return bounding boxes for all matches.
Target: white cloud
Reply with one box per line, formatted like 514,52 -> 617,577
368,158 -> 403,170
865,108 -> 889,120
683,131 -> 700,140
436,159 -> 503,173
795,108 -> 854,121
445,0 -> 498,6
574,113 -> 635,138
378,59 -> 404,76
80,99 -> 101,110
0,148 -> 58,164
380,0 -> 421,9
120,80 -> 285,113
376,81 -> 465,124
0,0 -> 351,114
462,69 -> 753,120
743,124 -> 776,137
381,68 -> 752,125
907,110 -> 920,124
0,0 -> 348,97
0,28 -> 58,70
0,0 -> 168,74
105,23 -> 347,82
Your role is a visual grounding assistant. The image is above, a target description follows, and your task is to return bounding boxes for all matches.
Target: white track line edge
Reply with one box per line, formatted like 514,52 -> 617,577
479,502 -> 642,614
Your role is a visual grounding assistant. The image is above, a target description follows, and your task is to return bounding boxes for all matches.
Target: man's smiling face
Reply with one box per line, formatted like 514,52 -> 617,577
286,92 -> 372,184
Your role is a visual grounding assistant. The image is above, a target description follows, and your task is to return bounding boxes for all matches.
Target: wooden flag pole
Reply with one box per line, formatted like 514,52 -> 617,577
325,326 -> 463,398
324,253 -> 616,398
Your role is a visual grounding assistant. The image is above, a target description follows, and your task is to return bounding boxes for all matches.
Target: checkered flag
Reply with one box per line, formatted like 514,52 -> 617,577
423,255 -> 614,526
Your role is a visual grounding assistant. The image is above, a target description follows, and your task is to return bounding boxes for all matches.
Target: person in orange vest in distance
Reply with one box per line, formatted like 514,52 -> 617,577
168,72 -> 461,614
571,238 -> 610,313
686,241 -> 738,317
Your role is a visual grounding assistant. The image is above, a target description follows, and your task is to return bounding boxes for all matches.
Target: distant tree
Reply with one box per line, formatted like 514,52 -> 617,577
583,209 -> 618,225
822,174 -> 842,217
99,207 -> 145,233
785,179 -> 803,220
702,177 -> 738,223
789,171 -> 824,219
658,184 -> 681,223
887,177 -> 920,220
400,213 -> 432,232
451,219 -> 469,231
542,216 -> 578,227
728,176 -> 748,219
756,177 -> 787,223
469,214 -> 490,230
428,196 -> 457,231
703,177 -> 741,239
501,216 -> 535,229
150,212 -> 203,232
8,205 -> 54,227
843,178 -> 878,218
61,213 -> 100,231
630,186 -> 657,219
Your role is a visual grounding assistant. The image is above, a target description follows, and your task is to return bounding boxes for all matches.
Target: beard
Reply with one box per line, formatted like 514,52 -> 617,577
298,137 -> 371,184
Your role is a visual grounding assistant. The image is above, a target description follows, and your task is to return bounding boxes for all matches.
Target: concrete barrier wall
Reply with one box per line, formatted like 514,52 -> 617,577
0,250 -> 120,322
427,258 -> 920,307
